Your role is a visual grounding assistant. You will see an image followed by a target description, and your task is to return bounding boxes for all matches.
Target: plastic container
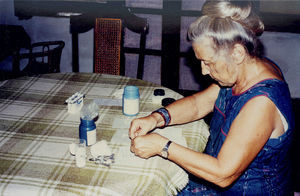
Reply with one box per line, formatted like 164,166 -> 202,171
122,85 -> 140,116
79,118 -> 96,146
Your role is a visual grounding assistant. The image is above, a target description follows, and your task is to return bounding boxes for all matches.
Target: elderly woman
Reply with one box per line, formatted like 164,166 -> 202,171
129,0 -> 294,195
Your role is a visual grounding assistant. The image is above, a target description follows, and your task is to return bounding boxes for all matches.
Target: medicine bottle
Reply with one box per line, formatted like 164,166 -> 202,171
79,118 -> 96,146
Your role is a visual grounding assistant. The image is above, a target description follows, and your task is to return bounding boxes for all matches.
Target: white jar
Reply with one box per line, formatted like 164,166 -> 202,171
122,85 -> 140,116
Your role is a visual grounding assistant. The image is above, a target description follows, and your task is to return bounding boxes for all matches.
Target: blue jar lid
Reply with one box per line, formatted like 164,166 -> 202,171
123,85 -> 140,99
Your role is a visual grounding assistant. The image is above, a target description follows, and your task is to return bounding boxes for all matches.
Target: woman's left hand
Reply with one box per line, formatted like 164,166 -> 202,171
130,133 -> 168,159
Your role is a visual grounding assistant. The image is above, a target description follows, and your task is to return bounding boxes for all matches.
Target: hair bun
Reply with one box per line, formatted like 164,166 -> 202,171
202,1 -> 264,36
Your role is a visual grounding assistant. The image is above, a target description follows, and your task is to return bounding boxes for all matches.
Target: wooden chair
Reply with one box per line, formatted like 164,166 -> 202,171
94,18 -> 122,75
94,13 -> 148,79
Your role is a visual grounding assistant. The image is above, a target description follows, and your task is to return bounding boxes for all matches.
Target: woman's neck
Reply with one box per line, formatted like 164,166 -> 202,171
233,57 -> 263,94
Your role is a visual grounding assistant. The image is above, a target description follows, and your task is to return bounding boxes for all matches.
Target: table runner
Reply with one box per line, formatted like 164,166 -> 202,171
0,73 -> 209,195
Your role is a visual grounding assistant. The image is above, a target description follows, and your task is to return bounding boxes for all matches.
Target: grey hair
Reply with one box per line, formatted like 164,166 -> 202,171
188,0 -> 264,58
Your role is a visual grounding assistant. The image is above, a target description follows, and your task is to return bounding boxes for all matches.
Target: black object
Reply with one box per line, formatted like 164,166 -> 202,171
291,98 -> 300,192
162,97 -> 175,107
21,41 -> 65,75
0,25 -> 65,80
154,89 -> 165,96
0,25 -> 31,72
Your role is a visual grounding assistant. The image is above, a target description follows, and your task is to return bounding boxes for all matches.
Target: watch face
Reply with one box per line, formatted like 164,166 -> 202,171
161,150 -> 168,158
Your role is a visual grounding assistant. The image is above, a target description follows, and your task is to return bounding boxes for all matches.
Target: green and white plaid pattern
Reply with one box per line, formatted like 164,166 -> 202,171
0,73 -> 209,196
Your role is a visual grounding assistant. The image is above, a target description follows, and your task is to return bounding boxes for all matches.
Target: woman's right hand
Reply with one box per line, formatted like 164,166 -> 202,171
129,114 -> 159,139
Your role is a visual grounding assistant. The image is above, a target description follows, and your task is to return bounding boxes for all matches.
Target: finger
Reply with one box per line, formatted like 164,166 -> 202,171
129,131 -> 133,140
130,145 -> 133,153
128,125 -> 133,139
129,125 -> 137,139
130,138 -> 135,150
136,127 -> 150,137
130,142 -> 135,153
135,129 -> 141,137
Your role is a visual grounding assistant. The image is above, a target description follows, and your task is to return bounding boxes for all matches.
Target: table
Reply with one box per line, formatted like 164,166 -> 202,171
0,73 -> 209,195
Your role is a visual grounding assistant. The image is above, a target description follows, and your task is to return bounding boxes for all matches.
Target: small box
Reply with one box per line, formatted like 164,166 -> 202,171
65,92 -> 85,114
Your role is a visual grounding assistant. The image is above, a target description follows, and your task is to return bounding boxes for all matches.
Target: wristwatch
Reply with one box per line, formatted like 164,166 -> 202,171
161,141 -> 172,159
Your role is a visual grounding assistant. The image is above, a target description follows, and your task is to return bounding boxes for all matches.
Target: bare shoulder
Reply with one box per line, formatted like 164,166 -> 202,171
261,58 -> 284,81
193,83 -> 220,101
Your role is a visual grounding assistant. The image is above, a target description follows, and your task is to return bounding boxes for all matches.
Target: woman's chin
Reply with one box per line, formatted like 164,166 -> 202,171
218,81 -> 234,87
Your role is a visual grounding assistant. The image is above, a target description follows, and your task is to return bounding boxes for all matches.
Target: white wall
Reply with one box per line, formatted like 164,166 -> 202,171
261,32 -> 300,98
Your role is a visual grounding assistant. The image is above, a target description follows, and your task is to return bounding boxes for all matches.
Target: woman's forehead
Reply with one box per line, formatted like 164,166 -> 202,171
192,38 -> 215,60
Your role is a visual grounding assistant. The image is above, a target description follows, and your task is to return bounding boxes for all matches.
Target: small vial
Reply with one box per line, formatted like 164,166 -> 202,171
75,139 -> 86,168
123,85 -> 140,116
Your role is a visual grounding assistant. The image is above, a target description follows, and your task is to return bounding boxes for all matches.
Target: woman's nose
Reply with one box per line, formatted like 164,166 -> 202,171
201,61 -> 210,75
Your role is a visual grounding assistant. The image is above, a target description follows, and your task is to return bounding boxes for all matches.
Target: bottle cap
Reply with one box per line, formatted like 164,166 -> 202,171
162,97 -> 176,107
154,89 -> 165,96
123,85 -> 140,99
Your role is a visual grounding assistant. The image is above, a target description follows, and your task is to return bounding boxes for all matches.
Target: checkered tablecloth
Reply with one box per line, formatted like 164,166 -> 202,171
0,73 -> 209,196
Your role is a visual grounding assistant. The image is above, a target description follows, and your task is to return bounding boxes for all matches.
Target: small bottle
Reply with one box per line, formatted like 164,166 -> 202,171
123,85 -> 140,116
79,117 -> 96,146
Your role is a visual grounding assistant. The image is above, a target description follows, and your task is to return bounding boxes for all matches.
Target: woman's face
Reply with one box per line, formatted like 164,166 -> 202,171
192,38 -> 238,87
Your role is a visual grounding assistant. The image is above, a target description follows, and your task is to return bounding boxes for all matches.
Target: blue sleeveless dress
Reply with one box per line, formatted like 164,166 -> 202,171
178,79 -> 294,195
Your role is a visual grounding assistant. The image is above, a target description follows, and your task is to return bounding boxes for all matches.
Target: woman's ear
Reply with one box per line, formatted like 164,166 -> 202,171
231,44 -> 246,64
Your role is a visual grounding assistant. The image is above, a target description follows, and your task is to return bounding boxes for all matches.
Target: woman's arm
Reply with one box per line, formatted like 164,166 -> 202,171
131,95 -> 282,188
167,95 -> 280,187
129,83 -> 220,139
166,83 -> 220,125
